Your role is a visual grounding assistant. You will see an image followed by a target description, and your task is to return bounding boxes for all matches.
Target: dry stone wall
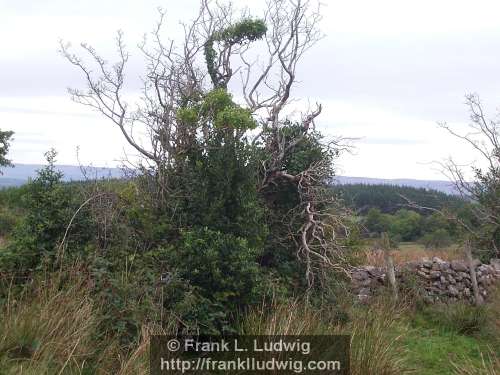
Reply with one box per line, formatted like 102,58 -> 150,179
351,257 -> 500,303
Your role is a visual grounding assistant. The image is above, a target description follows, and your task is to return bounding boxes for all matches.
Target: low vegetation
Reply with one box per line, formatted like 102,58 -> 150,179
0,129 -> 497,375
0,262 -> 497,374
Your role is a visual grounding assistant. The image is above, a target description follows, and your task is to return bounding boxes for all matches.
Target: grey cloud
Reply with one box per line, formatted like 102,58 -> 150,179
296,33 -> 500,123
5,8 -> 500,126
0,52 -> 147,97
3,0 -> 500,179
3,0 -> 163,18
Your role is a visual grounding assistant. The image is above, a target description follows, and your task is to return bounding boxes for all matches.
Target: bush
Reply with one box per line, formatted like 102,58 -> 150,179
86,251 -> 161,348
0,150 -> 92,274
0,207 -> 18,238
364,208 -> 393,234
0,265 -> 167,374
419,228 -> 453,249
163,227 -> 264,333
389,209 -> 423,242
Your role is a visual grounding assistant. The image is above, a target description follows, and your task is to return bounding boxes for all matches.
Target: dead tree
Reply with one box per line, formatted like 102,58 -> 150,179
399,94 -> 500,261
438,94 -> 500,259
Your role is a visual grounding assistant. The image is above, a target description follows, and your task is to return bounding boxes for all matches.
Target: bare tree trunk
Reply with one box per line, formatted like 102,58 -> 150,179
465,240 -> 483,306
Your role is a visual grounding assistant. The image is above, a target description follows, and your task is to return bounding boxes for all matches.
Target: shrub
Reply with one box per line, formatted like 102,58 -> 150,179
364,208 -> 393,234
0,150 -> 92,274
163,227 -> 264,333
0,207 -> 18,238
78,244 -> 175,350
0,265 -> 169,375
419,228 -> 453,249
389,209 -> 423,242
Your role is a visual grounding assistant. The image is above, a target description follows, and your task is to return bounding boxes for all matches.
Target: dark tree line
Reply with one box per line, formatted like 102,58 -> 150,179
334,183 -> 465,215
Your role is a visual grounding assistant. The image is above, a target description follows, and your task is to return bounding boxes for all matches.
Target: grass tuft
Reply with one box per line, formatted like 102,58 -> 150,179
241,298 -> 412,375
451,349 -> 500,375
0,270 -> 98,373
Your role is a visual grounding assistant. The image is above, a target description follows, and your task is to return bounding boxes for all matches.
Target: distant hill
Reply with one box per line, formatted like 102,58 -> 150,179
0,164 -> 123,188
333,176 -> 457,195
0,177 -> 25,188
0,164 -> 458,195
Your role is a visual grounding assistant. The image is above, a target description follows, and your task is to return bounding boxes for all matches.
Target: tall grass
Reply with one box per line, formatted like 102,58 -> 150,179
452,349 -> 500,375
348,300 -> 411,375
241,298 -> 412,375
0,270 -> 98,374
0,265 -> 496,374
419,302 -> 488,336
0,267 -> 158,374
361,242 -> 463,267
0,260 -> 199,375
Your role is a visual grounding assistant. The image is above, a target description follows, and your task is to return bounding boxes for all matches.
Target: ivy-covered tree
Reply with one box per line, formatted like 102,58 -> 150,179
62,0 -> 347,296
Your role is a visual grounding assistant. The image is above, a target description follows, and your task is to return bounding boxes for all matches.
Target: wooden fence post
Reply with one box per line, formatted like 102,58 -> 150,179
465,240 -> 483,306
382,232 -> 398,302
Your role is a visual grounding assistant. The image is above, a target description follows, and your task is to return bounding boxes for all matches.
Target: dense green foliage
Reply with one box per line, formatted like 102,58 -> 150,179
162,228 -> 264,333
258,123 -> 338,287
0,105 -> 334,338
335,183 -> 470,247
205,19 -> 267,88
363,207 -> 458,246
151,85 -> 272,332
0,8 -> 341,338
0,150 -> 92,274
170,89 -> 266,247
0,128 -> 496,375
419,228 -> 453,249
2,266 -> 497,375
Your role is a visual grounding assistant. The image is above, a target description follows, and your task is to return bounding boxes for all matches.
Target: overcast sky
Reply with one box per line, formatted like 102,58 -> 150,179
2,0 -> 500,180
